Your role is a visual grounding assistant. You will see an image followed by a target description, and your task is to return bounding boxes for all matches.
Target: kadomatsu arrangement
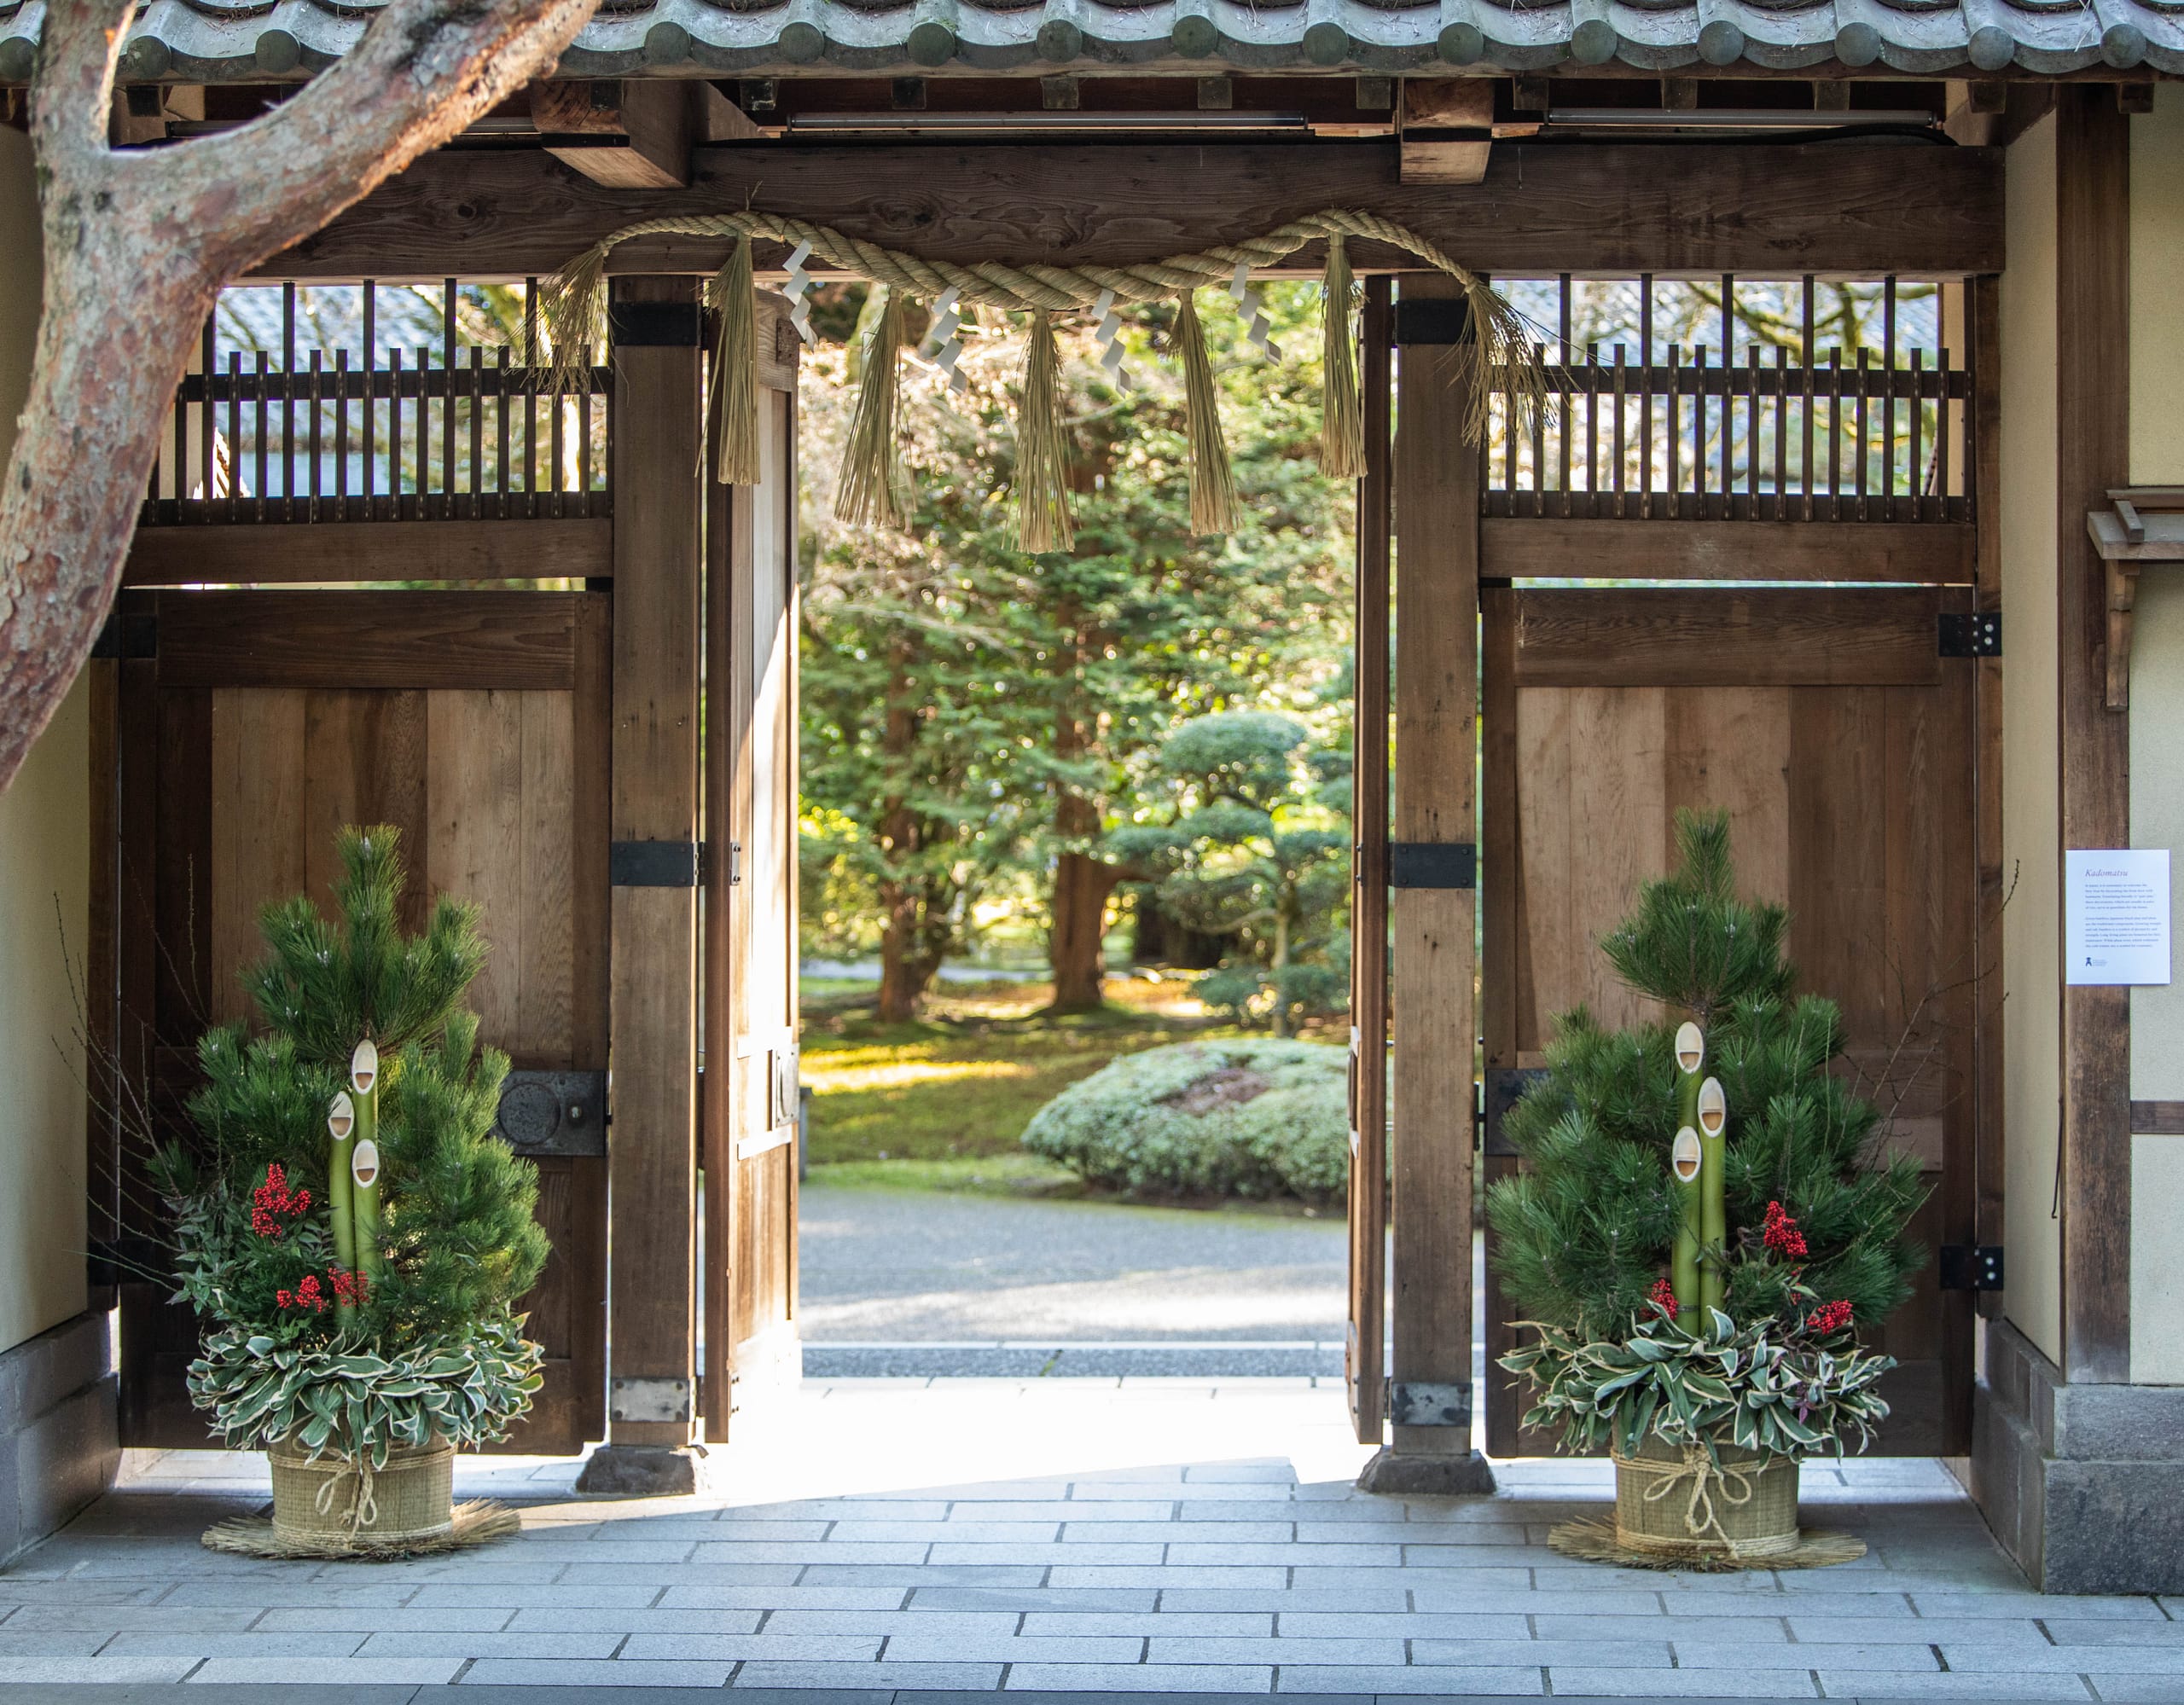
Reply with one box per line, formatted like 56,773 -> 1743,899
1485,810 -> 1928,1569
150,826 -> 548,1554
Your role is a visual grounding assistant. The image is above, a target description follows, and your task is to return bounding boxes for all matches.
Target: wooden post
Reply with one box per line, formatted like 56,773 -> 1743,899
1968,274 -> 2007,1322
1359,271 -> 1492,1494
578,275 -> 706,1493
2054,90 -> 2133,1385
1345,277 -> 1392,1447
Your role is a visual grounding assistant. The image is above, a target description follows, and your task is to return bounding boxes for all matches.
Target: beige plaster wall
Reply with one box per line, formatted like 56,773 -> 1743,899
2126,86 -> 2184,1371
0,125 -> 90,1358
2000,113 -> 2065,1366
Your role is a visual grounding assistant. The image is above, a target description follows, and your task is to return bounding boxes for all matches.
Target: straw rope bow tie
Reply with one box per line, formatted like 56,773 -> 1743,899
541,208 -> 1547,552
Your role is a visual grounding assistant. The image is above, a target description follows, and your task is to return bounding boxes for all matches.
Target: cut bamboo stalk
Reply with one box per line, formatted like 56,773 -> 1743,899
349,1041 -> 382,1285
1697,1073 -> 1728,1315
1671,1021 -> 1704,1327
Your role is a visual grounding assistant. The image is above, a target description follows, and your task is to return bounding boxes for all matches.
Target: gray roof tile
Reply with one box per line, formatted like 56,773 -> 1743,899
0,0 -> 2171,81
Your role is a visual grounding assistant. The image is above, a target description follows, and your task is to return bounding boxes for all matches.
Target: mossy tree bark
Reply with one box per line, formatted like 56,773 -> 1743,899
0,0 -> 596,798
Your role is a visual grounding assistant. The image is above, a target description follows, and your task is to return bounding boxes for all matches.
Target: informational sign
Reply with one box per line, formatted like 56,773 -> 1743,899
2066,849 -> 2172,986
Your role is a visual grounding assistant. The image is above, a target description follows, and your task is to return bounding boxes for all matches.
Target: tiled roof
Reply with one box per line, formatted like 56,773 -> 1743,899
0,0 -> 2171,83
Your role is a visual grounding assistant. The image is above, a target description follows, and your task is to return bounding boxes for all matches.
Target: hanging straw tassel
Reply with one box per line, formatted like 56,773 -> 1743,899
1016,310 -> 1075,554
704,236 -> 762,486
1318,235 -> 1363,479
1174,290 -> 1237,536
834,287 -> 910,530
1456,270 -> 1549,450
537,241 -> 612,390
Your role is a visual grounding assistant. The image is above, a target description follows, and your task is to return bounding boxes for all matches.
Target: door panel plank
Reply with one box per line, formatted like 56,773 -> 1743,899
1513,589 -> 1945,689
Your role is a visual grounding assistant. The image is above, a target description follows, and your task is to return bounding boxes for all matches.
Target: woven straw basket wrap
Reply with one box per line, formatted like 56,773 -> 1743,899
1610,1437 -> 1800,1563
269,1436 -> 455,1546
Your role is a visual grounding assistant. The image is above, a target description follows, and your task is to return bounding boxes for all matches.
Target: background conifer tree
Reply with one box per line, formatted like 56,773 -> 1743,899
1486,811 -> 1926,1346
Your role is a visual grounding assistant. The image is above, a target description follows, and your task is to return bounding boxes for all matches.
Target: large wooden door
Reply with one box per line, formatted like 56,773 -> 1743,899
703,328 -> 801,1439
1480,582 -> 1980,1455
107,587 -> 610,1453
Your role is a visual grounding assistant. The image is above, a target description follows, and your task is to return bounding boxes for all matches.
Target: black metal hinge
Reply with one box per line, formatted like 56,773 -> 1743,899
608,301 -> 702,348
90,611 -> 157,660
1392,296 -> 1474,347
1938,1245 -> 2005,1291
610,839 -> 704,888
1389,842 -> 1475,890
1938,612 -> 2001,658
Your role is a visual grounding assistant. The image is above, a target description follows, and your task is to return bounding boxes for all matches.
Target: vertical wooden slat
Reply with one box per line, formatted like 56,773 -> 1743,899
1802,276 -> 1816,522
1346,276 -> 1392,1447
580,347 -> 595,519
469,347 -> 484,520
1584,343 -> 1599,518
550,352 -> 566,519
1640,274 -> 1655,520
362,284 -> 377,519
497,347 -> 512,522
308,351 -> 322,521
334,351 -> 351,519
1529,342 -> 1546,519
1666,343 -> 1681,510
1829,348 -> 1844,523
1744,345 -> 1760,519
1909,347 -> 1926,521
2055,89 -> 2132,1383
1556,279 -> 1571,517
605,276 -> 705,1453
1934,347 -> 1950,525
1692,345 -> 1707,520
1855,349 -> 1871,521
1385,270 -> 1480,1479
1772,348 -> 1788,523
386,348 -> 403,524
1883,276 -> 1899,521
253,352 -> 269,523
282,284 -> 296,522
1612,345 -> 1628,518
442,280 -> 458,521
224,351 -> 241,524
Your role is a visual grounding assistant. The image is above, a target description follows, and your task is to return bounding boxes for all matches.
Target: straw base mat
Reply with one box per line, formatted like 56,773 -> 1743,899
1548,1516 -> 1866,1572
201,1499 -> 520,1562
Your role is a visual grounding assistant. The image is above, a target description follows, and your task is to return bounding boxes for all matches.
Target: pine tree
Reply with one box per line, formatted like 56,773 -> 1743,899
160,826 -> 545,1347
1485,810 -> 1926,1347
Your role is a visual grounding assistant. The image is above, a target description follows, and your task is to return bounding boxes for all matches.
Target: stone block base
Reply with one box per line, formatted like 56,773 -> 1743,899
1971,1315 -> 2184,1592
0,1308 -> 119,1568
1356,1446 -> 1496,1495
575,1443 -> 700,1497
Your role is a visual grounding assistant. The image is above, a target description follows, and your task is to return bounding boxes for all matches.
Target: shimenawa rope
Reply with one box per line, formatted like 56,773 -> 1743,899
542,207 -> 1547,550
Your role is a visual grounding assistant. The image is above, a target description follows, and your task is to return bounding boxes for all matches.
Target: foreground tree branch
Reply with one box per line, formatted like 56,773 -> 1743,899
0,0 -> 597,795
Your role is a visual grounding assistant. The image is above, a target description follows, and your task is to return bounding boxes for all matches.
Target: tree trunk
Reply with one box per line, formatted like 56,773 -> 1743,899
0,0 -> 595,797
876,911 -> 939,1025
1049,851 -> 1121,1013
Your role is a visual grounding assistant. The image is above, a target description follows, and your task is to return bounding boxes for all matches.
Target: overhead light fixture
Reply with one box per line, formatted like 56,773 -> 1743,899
1547,107 -> 1938,130
785,110 -> 1311,135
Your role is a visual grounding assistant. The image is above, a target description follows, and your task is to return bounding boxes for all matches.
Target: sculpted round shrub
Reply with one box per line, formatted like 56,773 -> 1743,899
1020,1040 -> 1347,1203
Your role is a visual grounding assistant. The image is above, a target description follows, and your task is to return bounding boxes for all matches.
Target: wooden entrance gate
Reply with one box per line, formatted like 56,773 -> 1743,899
104,586 -> 612,1453
1348,273 -> 1998,1459
93,282 -> 806,1459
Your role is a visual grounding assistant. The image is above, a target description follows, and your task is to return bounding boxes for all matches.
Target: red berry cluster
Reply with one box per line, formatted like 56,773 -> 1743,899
275,1267 -> 367,1314
276,1273 -> 327,1314
1762,1199 -> 1808,1260
1647,1277 -> 1679,1319
1806,1298 -> 1854,1335
250,1163 -> 312,1238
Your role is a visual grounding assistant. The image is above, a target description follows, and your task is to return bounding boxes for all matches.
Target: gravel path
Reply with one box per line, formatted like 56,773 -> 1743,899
796,1182 -> 1354,1375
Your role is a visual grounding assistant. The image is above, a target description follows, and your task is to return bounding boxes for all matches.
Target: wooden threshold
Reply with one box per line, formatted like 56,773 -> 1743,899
1481,519 -> 1976,585
125,519 -> 613,588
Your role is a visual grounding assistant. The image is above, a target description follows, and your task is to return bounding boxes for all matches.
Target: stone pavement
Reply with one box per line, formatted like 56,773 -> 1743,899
2,1376 -> 2178,1700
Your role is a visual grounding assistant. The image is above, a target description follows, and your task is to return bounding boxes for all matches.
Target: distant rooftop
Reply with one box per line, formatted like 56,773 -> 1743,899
0,0 -> 2172,84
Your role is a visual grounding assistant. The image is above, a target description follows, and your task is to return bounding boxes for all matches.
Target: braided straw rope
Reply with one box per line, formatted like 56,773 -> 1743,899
542,206 -> 1546,448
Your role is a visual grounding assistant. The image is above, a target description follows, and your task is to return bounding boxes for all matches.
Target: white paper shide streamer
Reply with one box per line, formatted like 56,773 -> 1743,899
781,240 -> 816,345
1092,287 -> 1130,389
926,285 -> 967,393
1229,261 -> 1283,363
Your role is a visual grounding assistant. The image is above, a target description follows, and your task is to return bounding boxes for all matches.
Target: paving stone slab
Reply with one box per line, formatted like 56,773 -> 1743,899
622,1634 -> 886,1661
1000,1664 -> 1272,1692
1542,1667 -> 1819,1698
190,1657 -> 463,1685
456,1659 -> 734,1687
728,1660 -> 1005,1689
1269,1669 -> 1546,1696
